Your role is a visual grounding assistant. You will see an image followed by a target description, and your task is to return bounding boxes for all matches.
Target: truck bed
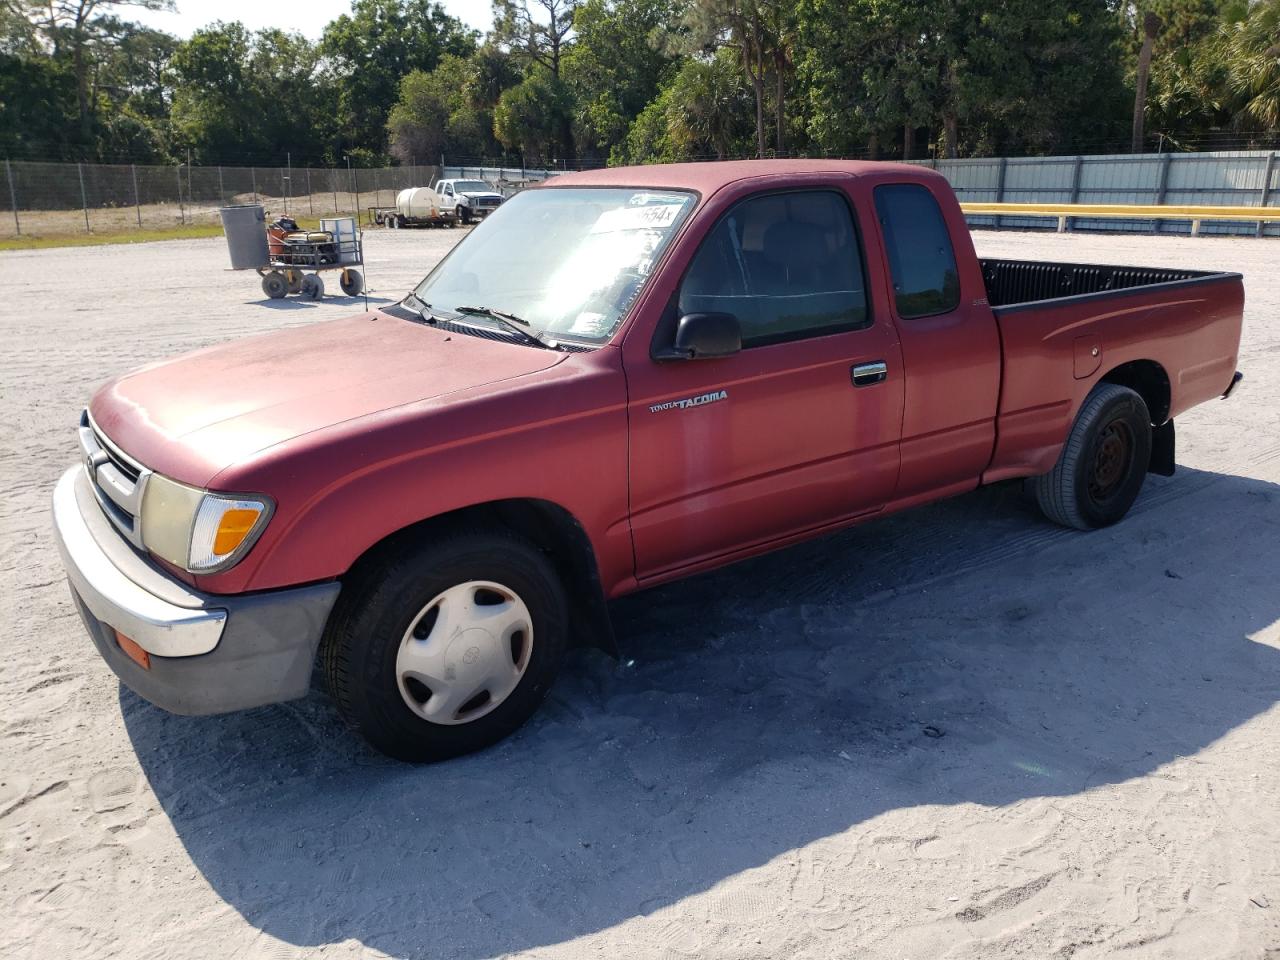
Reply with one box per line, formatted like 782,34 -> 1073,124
979,258 -> 1230,310
979,257 -> 1244,484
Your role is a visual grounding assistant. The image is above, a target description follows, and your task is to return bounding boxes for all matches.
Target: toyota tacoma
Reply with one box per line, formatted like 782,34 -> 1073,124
53,160 -> 1245,761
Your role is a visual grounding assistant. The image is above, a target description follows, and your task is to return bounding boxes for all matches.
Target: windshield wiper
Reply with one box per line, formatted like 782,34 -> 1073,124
455,304 -> 529,326
403,291 -> 437,324
453,305 -> 560,350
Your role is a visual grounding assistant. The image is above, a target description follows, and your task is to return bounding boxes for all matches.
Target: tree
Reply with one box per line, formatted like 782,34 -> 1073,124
387,53 -> 509,163
169,23 -> 336,163
682,0 -> 772,156
619,48 -> 754,162
1,1 -> 41,55
798,0 -> 1126,160
562,0 -> 684,157
0,47 -> 80,158
1125,0 -> 1226,147
491,0 -> 580,76
321,0 -> 476,158
1219,0 -> 1280,129
493,66 -> 574,162
1132,9 -> 1162,150
795,0 -> 938,158
23,0 -> 173,140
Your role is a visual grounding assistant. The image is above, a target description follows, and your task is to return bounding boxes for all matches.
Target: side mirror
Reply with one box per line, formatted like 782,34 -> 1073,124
655,312 -> 742,361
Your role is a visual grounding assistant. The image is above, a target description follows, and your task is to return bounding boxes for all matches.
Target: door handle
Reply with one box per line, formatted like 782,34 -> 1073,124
852,361 -> 888,387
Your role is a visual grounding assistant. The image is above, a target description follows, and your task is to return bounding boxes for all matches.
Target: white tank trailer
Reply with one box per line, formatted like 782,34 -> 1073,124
369,187 -> 458,229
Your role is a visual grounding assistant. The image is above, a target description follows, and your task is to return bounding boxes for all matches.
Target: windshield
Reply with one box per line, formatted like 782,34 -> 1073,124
413,187 -> 696,342
451,181 -> 492,193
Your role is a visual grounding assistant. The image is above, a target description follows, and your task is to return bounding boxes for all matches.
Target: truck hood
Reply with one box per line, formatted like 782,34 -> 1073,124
460,191 -> 503,202
89,311 -> 564,487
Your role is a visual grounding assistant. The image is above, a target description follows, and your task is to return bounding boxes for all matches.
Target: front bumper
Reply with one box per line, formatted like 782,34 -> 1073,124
52,466 -> 341,715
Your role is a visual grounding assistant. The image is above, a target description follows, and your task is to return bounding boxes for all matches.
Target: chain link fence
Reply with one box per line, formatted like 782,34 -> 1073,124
5,151 -> 1277,239
2,160 -> 440,238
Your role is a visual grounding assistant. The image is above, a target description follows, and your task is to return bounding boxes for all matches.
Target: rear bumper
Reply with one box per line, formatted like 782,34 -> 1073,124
52,466 -> 341,715
1222,370 -> 1244,399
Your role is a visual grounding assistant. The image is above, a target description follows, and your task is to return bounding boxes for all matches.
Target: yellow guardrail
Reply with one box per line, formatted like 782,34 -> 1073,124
960,202 -> 1280,235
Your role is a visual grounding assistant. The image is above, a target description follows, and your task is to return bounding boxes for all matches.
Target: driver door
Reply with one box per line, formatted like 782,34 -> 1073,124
624,187 -> 904,580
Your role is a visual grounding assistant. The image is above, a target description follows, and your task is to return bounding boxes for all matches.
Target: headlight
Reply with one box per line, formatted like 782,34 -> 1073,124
140,474 -> 272,573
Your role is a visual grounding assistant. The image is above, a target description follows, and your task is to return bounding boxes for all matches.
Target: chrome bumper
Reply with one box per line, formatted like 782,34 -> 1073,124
53,466 -> 225,656
52,465 -> 341,715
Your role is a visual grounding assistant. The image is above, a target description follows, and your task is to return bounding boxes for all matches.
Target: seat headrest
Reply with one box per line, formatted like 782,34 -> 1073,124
761,220 -> 828,267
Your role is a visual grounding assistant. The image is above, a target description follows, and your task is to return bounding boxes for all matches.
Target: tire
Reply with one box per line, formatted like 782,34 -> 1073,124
300,274 -> 324,300
1032,382 -> 1152,530
339,269 -> 363,297
321,529 -> 569,762
261,271 -> 288,299
456,204 -> 470,225
285,268 -> 304,294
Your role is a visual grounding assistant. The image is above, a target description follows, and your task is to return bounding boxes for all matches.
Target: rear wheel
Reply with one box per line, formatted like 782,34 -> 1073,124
321,529 -> 569,762
1032,382 -> 1152,530
300,274 -> 324,300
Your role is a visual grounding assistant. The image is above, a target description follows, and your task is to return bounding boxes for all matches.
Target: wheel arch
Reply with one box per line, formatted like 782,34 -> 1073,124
1100,359 -> 1171,425
343,498 -> 618,657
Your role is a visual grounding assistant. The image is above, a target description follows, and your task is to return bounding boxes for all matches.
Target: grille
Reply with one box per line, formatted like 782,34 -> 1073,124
78,410 -> 150,547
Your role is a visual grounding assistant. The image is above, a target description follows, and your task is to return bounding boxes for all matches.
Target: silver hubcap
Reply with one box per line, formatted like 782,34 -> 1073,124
395,581 -> 534,725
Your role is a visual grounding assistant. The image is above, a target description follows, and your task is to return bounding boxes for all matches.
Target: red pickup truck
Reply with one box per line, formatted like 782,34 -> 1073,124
53,160 -> 1245,761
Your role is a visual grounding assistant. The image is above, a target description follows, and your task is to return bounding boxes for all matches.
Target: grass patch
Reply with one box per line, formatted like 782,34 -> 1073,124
0,215 -> 357,252
0,222 -> 225,251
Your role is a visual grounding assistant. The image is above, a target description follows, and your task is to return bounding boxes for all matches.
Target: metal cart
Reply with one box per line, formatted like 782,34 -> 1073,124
256,216 -> 365,300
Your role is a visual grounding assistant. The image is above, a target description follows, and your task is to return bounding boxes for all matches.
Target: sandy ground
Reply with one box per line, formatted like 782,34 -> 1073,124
1,225 -> 1278,960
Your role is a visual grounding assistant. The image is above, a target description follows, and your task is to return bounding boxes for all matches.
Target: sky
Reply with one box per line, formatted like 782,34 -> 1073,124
131,0 -> 495,39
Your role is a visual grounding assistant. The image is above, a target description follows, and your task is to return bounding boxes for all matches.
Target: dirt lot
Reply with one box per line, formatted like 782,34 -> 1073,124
1,226 -> 1277,960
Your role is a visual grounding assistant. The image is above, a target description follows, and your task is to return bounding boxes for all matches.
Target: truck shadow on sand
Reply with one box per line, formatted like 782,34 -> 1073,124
252,295 -> 395,310
122,465 -> 1280,958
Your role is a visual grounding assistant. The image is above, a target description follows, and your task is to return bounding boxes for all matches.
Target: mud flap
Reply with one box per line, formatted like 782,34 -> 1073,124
1149,419 -> 1176,476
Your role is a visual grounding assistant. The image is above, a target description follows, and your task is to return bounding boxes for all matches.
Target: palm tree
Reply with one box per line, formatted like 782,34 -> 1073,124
1219,0 -> 1280,130
1132,10 -> 1162,153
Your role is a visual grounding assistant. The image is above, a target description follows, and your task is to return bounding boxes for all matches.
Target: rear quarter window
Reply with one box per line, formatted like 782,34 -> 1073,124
874,183 -> 960,319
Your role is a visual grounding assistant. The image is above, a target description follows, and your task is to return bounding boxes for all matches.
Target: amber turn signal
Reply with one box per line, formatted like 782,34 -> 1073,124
213,508 -> 263,555
115,630 -> 151,670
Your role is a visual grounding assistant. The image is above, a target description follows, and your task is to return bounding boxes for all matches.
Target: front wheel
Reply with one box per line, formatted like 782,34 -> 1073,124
1032,382 -> 1152,530
456,204 -> 470,225
261,271 -> 288,299
321,529 -> 569,762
